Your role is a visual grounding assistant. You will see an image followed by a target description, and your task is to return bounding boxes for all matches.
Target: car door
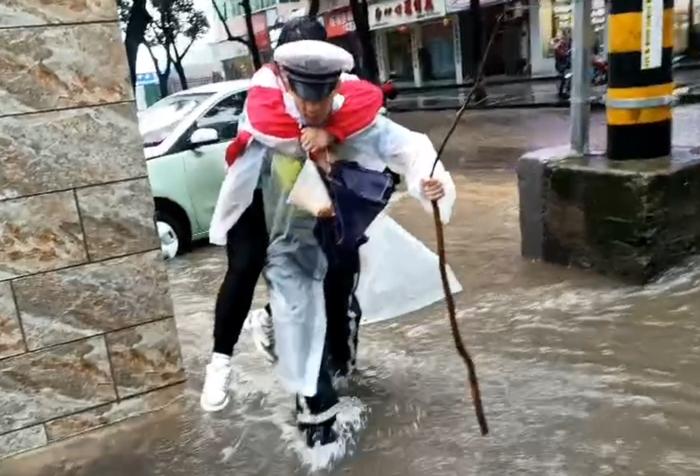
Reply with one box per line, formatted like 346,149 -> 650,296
181,91 -> 247,236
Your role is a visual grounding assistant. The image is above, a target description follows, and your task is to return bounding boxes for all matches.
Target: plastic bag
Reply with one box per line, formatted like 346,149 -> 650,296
356,213 -> 463,324
287,159 -> 334,217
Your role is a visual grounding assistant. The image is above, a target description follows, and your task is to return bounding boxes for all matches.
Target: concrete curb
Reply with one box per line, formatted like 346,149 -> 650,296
395,74 -> 558,95
388,94 -> 700,112
388,99 -> 607,113
394,62 -> 700,96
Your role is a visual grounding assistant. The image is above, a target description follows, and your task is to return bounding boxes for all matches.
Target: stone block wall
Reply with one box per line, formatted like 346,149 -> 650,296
0,1 -> 185,458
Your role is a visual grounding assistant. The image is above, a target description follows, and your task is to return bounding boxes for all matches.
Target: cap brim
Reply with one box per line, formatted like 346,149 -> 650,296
288,77 -> 337,102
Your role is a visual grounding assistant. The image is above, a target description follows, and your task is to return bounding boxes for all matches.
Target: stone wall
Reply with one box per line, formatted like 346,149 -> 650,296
0,1 -> 185,458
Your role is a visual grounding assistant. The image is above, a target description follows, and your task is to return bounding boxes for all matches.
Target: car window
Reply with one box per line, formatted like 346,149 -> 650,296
197,91 -> 247,141
140,93 -> 214,147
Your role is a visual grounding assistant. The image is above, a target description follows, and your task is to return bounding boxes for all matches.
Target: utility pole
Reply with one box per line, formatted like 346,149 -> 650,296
570,0 -> 592,155
350,0 -> 380,83
689,0 -> 696,54
606,0 -> 674,159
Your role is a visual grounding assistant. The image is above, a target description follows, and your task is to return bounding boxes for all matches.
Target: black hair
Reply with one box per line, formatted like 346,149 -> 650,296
276,16 -> 327,46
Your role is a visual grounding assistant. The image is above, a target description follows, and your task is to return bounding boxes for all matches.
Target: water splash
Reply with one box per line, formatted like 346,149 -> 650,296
279,397 -> 368,473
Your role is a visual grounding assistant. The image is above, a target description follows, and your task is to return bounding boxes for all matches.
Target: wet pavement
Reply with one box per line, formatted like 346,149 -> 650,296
389,69 -> 700,111
389,79 -> 595,111
4,106 -> 700,475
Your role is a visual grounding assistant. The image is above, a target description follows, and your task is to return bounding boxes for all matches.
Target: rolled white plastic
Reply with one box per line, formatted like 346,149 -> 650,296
287,159 -> 334,217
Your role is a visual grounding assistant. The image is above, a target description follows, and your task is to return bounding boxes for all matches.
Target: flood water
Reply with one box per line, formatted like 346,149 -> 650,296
4,108 -> 700,476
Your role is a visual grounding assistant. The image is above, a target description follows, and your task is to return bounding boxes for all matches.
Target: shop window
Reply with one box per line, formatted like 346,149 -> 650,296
674,0 -> 700,53
421,20 -> 456,81
540,0 -> 606,58
387,29 -> 414,82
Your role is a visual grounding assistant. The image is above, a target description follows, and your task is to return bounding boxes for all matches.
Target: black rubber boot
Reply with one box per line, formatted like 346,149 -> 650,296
299,417 -> 338,448
296,369 -> 340,449
295,336 -> 340,448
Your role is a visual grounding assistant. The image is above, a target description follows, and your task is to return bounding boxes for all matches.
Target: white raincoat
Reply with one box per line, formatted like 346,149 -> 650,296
210,102 -> 456,397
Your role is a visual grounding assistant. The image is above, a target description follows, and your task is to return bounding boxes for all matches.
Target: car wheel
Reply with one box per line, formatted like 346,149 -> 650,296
156,210 -> 187,260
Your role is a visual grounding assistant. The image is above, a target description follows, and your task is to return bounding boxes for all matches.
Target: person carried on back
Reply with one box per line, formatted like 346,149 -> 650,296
203,17 -> 456,452
201,17 -> 388,421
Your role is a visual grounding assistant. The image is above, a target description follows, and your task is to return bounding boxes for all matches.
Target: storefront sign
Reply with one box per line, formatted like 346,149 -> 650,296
444,0 -> 503,14
641,0 -> 663,70
369,0 -> 446,30
325,7 -> 356,38
252,12 -> 271,51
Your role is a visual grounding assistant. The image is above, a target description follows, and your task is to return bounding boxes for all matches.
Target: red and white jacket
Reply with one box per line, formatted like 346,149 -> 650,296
224,65 -> 384,167
210,66 -> 387,245
210,65 -> 455,246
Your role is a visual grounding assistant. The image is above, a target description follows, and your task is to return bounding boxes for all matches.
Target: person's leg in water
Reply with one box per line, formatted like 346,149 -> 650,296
296,346 -> 340,447
251,222 -> 362,380
325,256 -> 361,379
201,190 -> 268,412
323,170 -> 400,377
317,220 -> 362,380
265,246 -> 341,447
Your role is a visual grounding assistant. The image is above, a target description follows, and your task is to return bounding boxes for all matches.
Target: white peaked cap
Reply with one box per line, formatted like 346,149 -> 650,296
274,40 -> 355,76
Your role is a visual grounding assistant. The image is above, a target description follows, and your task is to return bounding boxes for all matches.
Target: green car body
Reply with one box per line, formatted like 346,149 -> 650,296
140,80 -> 249,258
142,80 -> 389,258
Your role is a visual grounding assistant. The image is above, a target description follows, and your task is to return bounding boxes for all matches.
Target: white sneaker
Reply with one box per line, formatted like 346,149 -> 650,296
200,353 -> 233,412
250,308 -> 277,364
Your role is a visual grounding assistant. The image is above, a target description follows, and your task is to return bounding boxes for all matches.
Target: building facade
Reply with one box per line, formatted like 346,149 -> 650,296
530,0 -> 700,75
207,0 -> 700,84
370,0 -> 462,86
209,0 -> 306,79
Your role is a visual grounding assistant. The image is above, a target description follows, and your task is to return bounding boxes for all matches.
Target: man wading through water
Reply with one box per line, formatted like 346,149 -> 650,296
204,31 -> 456,450
201,17 -> 389,417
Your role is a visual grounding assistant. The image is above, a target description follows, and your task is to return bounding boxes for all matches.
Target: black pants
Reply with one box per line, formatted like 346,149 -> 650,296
213,190 -> 268,356
315,219 -> 362,378
556,60 -> 570,97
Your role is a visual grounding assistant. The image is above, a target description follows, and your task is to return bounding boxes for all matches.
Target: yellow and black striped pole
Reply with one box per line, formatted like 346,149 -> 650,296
607,0 -> 674,159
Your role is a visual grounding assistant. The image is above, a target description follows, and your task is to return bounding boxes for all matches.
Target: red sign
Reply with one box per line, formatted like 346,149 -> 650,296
252,12 -> 270,51
325,7 -> 356,38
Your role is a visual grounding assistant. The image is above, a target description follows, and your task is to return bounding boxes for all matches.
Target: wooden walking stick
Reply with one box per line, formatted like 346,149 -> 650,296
428,12 -> 506,437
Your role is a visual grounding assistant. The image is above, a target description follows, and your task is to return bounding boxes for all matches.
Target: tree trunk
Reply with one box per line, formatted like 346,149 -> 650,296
169,41 -> 191,91
469,0 -> 486,100
469,0 -> 482,78
124,0 -> 151,89
241,0 -> 262,69
309,0 -> 320,17
146,45 -> 171,98
156,73 -> 170,97
173,60 -> 188,90
349,0 -> 379,83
